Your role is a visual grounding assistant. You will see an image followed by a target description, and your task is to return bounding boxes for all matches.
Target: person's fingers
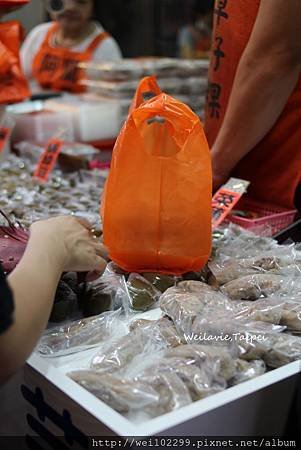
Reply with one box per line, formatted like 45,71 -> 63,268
94,243 -> 109,261
74,216 -> 92,230
85,270 -> 104,282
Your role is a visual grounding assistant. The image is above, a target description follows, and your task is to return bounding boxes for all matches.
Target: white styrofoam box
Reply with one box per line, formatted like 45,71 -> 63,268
20,308 -> 301,438
10,110 -> 76,144
77,102 -> 120,141
45,94 -> 122,142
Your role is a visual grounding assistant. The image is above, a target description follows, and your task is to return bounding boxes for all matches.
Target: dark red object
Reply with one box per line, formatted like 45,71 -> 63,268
0,210 -> 29,274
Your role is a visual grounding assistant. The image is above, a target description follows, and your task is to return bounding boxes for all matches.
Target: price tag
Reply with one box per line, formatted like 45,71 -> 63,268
0,126 -> 11,153
33,138 -> 63,182
212,178 -> 250,229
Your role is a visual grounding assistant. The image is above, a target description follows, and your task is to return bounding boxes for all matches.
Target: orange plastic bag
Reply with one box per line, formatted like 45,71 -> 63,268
0,21 -> 30,104
128,75 -> 162,114
102,79 -> 212,275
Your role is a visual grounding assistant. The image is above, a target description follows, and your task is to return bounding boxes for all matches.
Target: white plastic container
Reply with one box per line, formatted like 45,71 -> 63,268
46,94 -> 121,141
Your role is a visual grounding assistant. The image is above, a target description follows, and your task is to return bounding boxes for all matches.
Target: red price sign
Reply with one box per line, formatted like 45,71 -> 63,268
0,126 -> 11,153
212,188 -> 241,229
33,139 -> 63,182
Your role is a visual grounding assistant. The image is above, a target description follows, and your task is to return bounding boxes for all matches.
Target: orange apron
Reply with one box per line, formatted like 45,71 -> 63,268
205,0 -> 301,209
32,23 -> 109,93
0,21 -> 30,104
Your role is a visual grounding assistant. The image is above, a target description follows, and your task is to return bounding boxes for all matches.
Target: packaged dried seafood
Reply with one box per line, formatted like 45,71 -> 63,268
160,281 -> 233,334
50,280 -> 77,323
91,318 -> 181,374
68,371 -> 159,413
91,329 -> 145,374
212,224 -> 279,261
191,316 -> 285,362
127,274 -> 161,312
130,317 -> 183,347
164,361 -> 225,401
38,310 -> 123,357
79,278 -> 114,318
129,319 -> 154,332
280,300 -> 301,331
221,274 -> 285,301
209,246 -> 300,286
138,355 -> 226,401
142,272 -> 176,293
263,333 -> 301,368
143,372 -> 192,415
164,344 -> 237,381
233,297 -> 301,332
230,359 -> 266,386
233,298 -> 284,325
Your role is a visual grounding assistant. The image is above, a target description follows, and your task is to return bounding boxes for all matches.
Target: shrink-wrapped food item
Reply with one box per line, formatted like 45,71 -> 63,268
38,311 -> 122,357
69,371 -> 159,413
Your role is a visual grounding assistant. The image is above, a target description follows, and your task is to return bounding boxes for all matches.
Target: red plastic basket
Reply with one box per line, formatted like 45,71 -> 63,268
227,198 -> 297,237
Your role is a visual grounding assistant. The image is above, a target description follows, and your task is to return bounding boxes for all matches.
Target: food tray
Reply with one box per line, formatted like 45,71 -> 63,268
228,198 -> 297,237
22,307 -> 301,438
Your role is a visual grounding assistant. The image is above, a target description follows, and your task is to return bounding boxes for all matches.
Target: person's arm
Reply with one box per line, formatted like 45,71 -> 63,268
0,216 -> 107,384
211,0 -> 301,190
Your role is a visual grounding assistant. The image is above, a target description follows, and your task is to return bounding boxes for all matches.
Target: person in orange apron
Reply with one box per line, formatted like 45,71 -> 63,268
205,0 -> 301,210
0,0 -> 30,104
21,0 -> 122,93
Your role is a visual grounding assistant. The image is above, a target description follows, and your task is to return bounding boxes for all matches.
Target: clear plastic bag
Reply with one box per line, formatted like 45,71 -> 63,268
129,317 -> 183,347
221,274 -> 286,301
68,371 -> 159,413
233,298 -> 284,325
191,316 -> 286,362
141,272 -> 177,293
137,352 -> 227,401
212,224 -> 279,262
232,297 -> 301,332
263,333 -> 301,368
164,344 -> 238,382
209,245 -> 299,286
160,280 -> 233,334
50,280 -> 77,323
280,300 -> 301,331
91,318 -> 181,374
38,310 -> 123,357
230,359 -> 266,386
143,372 -> 192,415
127,273 -> 161,312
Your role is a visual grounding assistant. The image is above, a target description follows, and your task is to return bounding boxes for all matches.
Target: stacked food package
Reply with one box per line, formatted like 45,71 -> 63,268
36,223 -> 301,420
79,58 -> 209,123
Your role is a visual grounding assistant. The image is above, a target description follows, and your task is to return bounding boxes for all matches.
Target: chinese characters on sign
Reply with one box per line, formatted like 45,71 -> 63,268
62,59 -> 79,82
212,188 -> 241,229
206,0 -> 229,122
40,55 -> 79,83
207,83 -> 221,118
214,0 -> 229,26
213,37 -> 225,71
33,139 -> 63,182
40,54 -> 59,73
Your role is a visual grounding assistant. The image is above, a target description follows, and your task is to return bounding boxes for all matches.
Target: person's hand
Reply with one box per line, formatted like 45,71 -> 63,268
212,170 -> 229,193
211,151 -> 231,193
29,216 -> 108,275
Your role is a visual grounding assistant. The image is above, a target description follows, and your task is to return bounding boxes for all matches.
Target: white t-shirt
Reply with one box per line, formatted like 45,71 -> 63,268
21,21 -> 122,79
